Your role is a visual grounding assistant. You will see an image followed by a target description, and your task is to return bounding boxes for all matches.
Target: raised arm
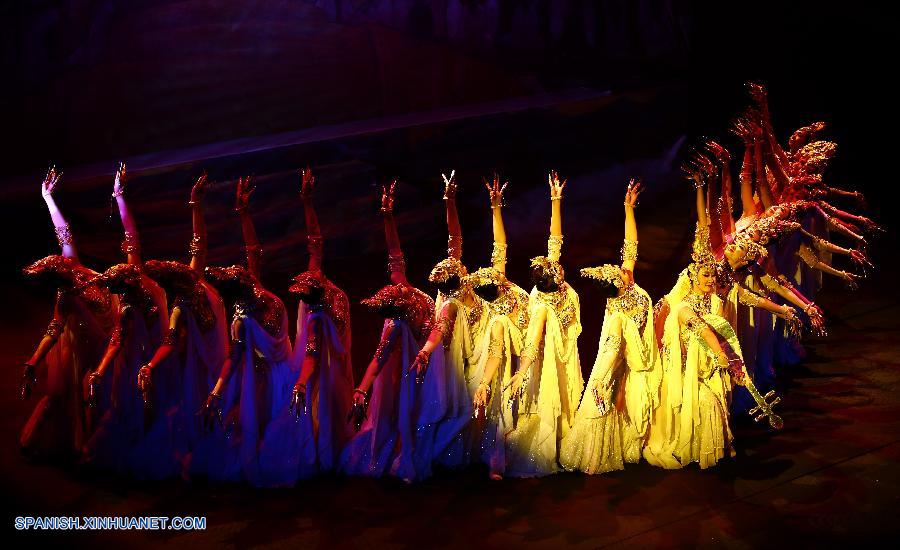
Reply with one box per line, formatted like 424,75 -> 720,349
548,170 -> 565,243
110,162 -> 142,265
20,299 -> 65,399
731,119 -> 760,218
621,179 -> 642,273
235,176 -> 262,280
748,82 -> 790,167
705,140 -> 736,235
442,170 -> 463,260
754,137 -> 776,210
380,180 -> 408,285
300,167 -> 323,273
485,173 -> 508,274
188,173 -> 210,274
41,166 -> 78,261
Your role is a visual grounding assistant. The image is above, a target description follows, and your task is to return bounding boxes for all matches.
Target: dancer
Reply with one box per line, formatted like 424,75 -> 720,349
257,168 -> 353,485
82,163 -> 169,472
414,170 -> 487,468
20,167 -> 117,459
339,181 -> 437,481
196,176 -> 292,483
466,174 -> 530,479
559,180 -> 661,474
505,170 -> 583,477
136,173 -> 228,478
644,181 -> 782,470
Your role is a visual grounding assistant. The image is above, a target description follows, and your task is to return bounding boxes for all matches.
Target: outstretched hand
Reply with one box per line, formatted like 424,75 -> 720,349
747,81 -> 768,108
41,165 -> 62,198
441,169 -> 457,200
381,179 -> 397,213
300,166 -> 315,199
704,139 -> 731,164
190,171 -> 210,203
236,175 -> 255,211
548,170 -> 567,199
624,178 -> 642,208
113,162 -> 127,197
484,172 -> 507,208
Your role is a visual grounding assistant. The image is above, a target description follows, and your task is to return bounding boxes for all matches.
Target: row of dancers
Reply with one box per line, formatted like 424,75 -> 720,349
18,84 -> 878,484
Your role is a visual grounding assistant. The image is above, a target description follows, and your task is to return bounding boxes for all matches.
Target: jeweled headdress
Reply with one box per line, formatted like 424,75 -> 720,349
361,283 -> 435,340
688,223 -> 717,282
289,269 -> 327,295
205,265 -> 256,290
144,259 -> 214,331
23,254 -> 111,311
428,257 -> 466,284
792,140 -> 837,175
144,260 -> 200,294
579,264 -> 624,289
93,263 -> 143,293
462,266 -> 506,289
530,255 -> 565,286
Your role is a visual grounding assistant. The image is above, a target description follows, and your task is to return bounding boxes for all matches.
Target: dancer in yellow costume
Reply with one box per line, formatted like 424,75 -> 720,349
506,171 -> 583,477
644,175 -> 782,470
560,179 -> 661,474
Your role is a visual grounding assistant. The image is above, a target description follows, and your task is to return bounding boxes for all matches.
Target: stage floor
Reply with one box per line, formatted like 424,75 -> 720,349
2,263 -> 899,547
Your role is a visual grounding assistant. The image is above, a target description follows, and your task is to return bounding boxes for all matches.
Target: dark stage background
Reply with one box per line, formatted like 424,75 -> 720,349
1,0 -> 897,546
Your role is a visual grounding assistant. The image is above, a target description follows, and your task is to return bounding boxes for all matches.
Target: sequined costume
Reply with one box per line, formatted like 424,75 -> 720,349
505,233 -> 584,477
339,283 -> 437,480
193,265 -> 292,484
560,275 -> 660,474
138,259 -> 228,478
82,263 -> 168,473
21,256 -> 118,458
643,271 -> 741,469
465,255 -> 530,476
258,174 -> 354,484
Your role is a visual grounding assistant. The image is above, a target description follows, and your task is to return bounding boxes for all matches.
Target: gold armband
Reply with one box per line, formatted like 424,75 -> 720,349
797,245 -> 822,268
491,241 -> 507,267
45,319 -> 64,339
121,231 -> 140,255
547,235 -> 563,263
55,224 -> 73,247
188,234 -> 204,256
388,253 -> 406,275
738,289 -> 763,308
620,239 -> 638,263
447,234 -> 462,259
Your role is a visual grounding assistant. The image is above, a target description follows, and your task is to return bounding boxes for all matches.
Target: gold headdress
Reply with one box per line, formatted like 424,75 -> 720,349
792,140 -> 837,175
688,223 -> 717,282
530,255 -> 565,286
579,264 -> 624,289
428,257 -> 466,284
361,283 -> 435,339
462,266 -> 505,289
